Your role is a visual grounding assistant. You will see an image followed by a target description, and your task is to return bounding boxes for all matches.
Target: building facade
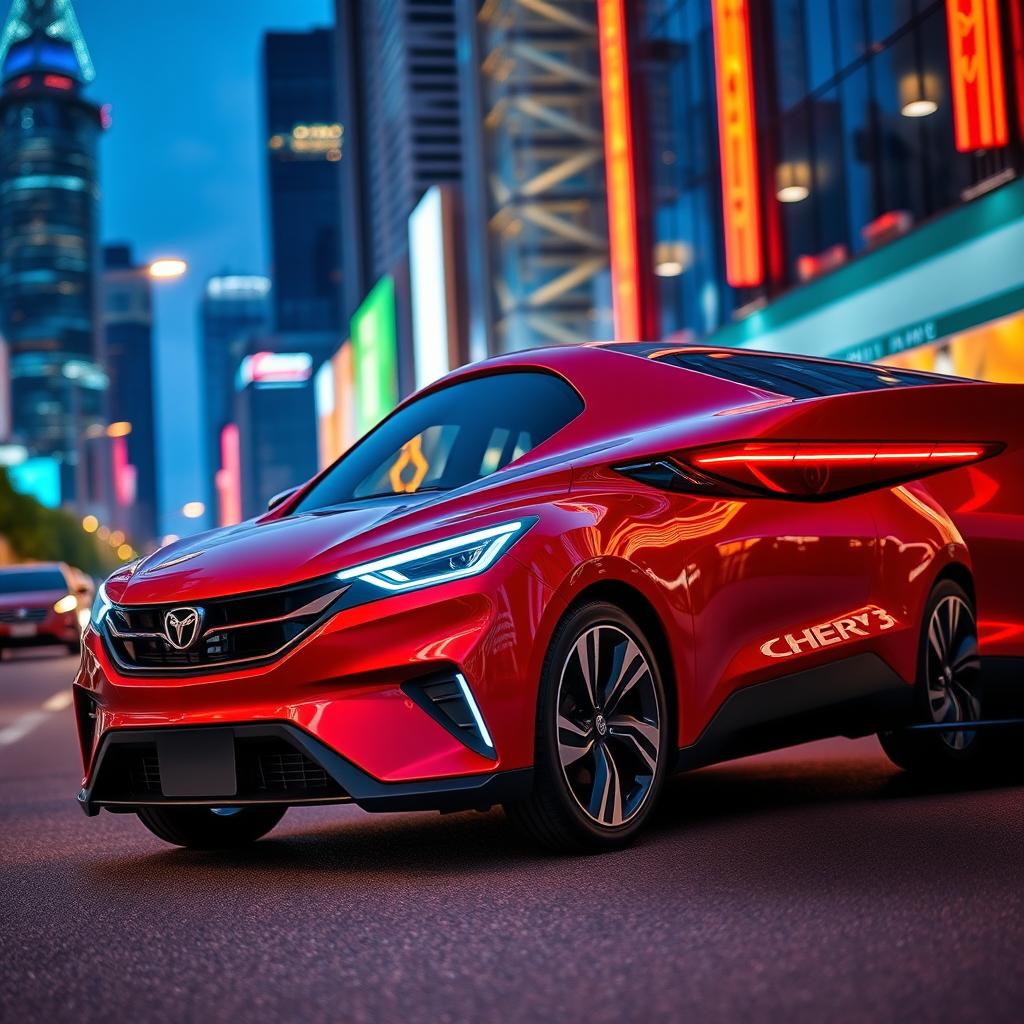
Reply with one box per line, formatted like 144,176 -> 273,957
263,29 -> 343,335
101,244 -> 158,548
199,275 -> 271,524
615,0 -> 1024,376
233,348 -> 319,519
334,0 -> 464,320
0,0 -> 104,506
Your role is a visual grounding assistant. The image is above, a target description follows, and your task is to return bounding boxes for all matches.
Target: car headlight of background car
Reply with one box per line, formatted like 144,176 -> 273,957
337,519 -> 535,593
53,594 -> 79,615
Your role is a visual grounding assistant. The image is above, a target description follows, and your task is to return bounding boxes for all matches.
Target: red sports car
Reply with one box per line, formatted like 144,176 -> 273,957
74,345 -> 1024,851
0,562 -> 85,656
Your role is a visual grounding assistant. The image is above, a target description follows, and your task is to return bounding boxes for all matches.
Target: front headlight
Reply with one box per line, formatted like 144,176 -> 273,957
53,594 -> 78,615
90,582 -> 112,627
337,519 -> 535,593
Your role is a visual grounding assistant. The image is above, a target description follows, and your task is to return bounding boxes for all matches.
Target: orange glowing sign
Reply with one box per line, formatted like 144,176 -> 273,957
945,0 -> 1008,152
596,0 -> 642,341
711,0 -> 763,288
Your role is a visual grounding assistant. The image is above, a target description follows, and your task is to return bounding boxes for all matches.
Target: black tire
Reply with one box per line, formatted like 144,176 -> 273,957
65,641 -> 81,656
505,601 -> 670,853
136,805 -> 287,849
878,579 -> 985,773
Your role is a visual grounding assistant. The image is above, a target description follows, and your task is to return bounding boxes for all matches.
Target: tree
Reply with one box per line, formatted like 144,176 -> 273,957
0,470 -> 116,576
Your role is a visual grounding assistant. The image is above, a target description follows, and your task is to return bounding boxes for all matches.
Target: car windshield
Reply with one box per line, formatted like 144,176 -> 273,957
293,371 -> 583,513
0,569 -> 67,594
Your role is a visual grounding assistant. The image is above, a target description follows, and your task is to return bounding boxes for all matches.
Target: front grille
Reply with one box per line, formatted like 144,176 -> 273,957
90,732 -> 344,803
0,607 -> 48,624
130,753 -> 162,793
103,577 -> 347,673
257,749 -> 329,791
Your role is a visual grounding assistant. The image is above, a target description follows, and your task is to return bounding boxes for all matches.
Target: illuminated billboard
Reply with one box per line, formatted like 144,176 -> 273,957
710,0 -> 763,288
215,424 -> 242,527
351,276 -> 398,434
409,187 -> 461,389
8,456 -> 60,509
596,0 -> 642,341
946,0 -> 1008,152
237,351 -> 313,389
315,342 -> 356,469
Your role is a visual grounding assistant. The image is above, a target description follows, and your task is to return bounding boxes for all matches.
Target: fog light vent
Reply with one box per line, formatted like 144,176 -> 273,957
402,672 -> 496,760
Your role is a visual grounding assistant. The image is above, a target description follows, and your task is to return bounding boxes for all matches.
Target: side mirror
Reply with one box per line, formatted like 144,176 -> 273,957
267,486 -> 299,512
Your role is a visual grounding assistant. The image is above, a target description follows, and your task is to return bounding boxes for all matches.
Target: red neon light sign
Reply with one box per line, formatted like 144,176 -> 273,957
216,423 -> 242,527
710,0 -> 763,288
111,436 -> 136,507
945,0 -> 1009,151
596,0 -> 643,341
42,74 -> 74,91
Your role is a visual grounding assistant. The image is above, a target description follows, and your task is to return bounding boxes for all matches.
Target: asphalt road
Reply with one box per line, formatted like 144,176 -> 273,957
1,647 -> 1022,1024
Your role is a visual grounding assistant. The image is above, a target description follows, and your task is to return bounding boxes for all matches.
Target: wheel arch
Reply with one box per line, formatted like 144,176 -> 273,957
932,561 -> 976,608
558,579 -> 681,754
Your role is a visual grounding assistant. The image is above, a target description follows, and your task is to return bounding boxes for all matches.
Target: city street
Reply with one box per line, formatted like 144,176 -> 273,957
1,648 -> 1021,1023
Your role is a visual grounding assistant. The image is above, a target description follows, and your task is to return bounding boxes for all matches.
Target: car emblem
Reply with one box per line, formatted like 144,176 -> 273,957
16,608 -> 27,619
163,607 -> 204,650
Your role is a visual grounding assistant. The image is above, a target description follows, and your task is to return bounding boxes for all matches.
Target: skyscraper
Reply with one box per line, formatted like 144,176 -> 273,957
199,275 -> 271,524
333,0 -> 464,319
233,348 -> 318,519
263,29 -> 342,335
0,0 -> 104,505
101,245 -> 158,549
457,0 -> 613,353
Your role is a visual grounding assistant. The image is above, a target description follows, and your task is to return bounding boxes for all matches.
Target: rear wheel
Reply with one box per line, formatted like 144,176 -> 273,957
505,601 -> 669,853
879,580 -> 984,772
136,805 -> 286,849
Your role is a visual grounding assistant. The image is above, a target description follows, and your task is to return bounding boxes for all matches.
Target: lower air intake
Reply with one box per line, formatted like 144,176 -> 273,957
402,671 -> 496,760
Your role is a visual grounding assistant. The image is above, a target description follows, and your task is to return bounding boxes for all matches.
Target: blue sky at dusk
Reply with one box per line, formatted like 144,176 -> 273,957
74,0 -> 333,536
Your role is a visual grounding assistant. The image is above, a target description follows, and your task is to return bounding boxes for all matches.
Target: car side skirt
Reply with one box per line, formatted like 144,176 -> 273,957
675,653 -> 912,772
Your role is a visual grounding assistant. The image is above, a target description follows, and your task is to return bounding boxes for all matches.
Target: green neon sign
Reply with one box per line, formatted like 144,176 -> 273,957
351,275 -> 399,434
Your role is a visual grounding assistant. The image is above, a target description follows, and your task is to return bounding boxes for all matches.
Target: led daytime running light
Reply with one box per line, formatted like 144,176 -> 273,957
337,520 -> 530,592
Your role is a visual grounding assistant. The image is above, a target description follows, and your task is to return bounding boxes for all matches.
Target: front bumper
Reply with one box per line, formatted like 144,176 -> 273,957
74,564 -> 555,799
0,611 -> 79,647
76,721 -> 533,816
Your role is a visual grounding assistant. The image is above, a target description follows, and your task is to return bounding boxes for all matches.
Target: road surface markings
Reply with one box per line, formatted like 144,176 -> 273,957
0,689 -> 74,747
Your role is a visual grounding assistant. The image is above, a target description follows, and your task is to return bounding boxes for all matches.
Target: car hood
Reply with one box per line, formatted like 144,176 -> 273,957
0,589 -> 65,609
117,497 -> 439,604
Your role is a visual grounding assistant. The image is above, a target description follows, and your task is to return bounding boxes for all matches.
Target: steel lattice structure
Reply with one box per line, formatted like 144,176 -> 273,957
475,0 -> 613,351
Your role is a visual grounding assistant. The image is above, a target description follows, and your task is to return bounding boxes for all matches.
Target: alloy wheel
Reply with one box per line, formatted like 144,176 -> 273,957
925,593 -> 982,751
556,624 -> 662,827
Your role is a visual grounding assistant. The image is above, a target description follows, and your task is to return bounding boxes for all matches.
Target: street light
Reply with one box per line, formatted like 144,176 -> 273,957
182,501 -> 205,519
148,258 -> 188,280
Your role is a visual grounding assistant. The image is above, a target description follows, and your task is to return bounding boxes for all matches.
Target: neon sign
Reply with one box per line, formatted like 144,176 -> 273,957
711,0 -> 763,287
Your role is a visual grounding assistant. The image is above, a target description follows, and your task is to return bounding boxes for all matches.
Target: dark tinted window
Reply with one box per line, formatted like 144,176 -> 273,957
0,569 -> 67,594
649,350 -> 950,399
294,371 -> 583,513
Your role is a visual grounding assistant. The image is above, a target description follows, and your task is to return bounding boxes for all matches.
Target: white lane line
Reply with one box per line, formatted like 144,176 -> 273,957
42,690 -> 73,712
0,689 -> 74,746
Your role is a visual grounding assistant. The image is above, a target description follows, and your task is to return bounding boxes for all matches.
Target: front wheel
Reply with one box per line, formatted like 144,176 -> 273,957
505,601 -> 670,853
879,579 -> 984,773
137,804 -> 287,849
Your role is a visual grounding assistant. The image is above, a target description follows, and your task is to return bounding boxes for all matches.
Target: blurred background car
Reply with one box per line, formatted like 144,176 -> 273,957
0,563 -> 87,658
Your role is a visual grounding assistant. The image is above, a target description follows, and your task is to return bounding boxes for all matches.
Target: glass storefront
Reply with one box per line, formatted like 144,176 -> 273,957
628,0 -> 1024,344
